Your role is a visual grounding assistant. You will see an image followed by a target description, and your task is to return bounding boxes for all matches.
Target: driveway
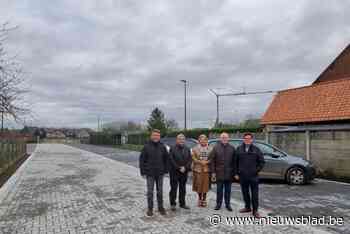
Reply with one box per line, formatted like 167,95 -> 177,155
68,143 -> 350,234
1,143 -> 335,233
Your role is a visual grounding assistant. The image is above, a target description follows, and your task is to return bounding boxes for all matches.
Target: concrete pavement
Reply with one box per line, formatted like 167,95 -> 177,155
0,144 -> 339,233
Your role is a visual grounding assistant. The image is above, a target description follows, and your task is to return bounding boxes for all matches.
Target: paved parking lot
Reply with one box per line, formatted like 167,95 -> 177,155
70,143 -> 350,234
0,144 -> 347,233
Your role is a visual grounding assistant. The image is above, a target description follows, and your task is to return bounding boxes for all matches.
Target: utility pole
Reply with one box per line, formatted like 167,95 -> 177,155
180,80 -> 187,130
209,89 -> 220,127
209,88 -> 276,126
97,116 -> 100,132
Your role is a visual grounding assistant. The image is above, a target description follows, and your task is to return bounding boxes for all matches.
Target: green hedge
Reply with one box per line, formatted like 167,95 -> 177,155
127,132 -> 149,145
126,127 -> 262,144
89,132 -> 122,145
166,127 -> 263,139
89,127 -> 262,146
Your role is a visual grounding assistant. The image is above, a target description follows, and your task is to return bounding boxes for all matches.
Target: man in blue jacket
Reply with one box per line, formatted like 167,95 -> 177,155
235,132 -> 265,218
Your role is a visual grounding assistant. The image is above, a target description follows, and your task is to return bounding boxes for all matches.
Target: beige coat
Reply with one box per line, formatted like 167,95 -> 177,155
192,145 -> 213,173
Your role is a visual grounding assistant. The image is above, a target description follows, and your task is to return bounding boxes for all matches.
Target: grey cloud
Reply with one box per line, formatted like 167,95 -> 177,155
1,0 -> 349,128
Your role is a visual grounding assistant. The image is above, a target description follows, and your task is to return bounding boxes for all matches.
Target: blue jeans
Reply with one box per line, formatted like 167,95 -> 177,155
216,180 -> 232,207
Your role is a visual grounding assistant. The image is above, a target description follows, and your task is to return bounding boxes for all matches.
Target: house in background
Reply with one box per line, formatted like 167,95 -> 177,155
46,130 -> 66,139
77,129 -> 90,144
261,44 -> 350,180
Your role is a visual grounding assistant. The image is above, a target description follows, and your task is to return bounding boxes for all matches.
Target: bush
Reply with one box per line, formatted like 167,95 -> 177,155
166,127 -> 263,139
89,132 -> 122,145
89,126 -> 263,146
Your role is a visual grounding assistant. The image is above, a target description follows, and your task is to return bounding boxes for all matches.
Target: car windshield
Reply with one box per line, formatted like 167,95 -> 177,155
209,139 -> 242,148
255,142 -> 285,156
209,139 -> 285,156
186,140 -> 198,148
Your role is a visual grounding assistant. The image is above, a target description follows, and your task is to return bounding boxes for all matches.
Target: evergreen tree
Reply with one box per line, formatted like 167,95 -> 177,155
147,107 -> 167,135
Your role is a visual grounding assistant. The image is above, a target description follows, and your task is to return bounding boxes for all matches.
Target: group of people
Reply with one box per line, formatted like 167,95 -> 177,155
139,129 -> 265,218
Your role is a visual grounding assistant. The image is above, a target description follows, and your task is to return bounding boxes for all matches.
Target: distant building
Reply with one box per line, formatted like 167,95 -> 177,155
77,129 -> 90,139
46,130 -> 66,139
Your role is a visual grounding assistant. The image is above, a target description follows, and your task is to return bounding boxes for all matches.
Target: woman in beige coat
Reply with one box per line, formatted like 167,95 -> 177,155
192,134 -> 213,207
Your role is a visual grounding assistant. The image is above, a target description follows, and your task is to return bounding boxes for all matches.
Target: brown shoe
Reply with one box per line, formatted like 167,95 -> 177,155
253,211 -> 262,219
201,200 -> 207,207
146,209 -> 153,216
198,199 -> 202,207
159,208 -> 167,216
239,208 -> 252,213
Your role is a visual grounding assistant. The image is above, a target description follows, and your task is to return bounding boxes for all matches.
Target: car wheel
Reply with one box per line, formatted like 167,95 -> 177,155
286,167 -> 305,185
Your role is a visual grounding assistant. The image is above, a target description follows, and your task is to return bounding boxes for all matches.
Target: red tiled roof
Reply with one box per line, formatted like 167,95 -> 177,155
261,78 -> 350,125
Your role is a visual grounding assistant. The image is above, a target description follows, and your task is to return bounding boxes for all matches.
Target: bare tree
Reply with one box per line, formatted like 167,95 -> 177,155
0,22 -> 30,132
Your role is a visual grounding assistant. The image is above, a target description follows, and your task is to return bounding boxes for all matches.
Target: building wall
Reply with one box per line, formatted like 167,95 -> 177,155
269,132 -> 306,157
310,131 -> 350,179
313,45 -> 350,84
268,130 -> 350,180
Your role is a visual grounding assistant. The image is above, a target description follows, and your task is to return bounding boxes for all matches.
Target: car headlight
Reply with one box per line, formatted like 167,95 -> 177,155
306,160 -> 314,167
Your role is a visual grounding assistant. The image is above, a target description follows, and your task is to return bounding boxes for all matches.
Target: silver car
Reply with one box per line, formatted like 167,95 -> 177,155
208,139 -> 316,185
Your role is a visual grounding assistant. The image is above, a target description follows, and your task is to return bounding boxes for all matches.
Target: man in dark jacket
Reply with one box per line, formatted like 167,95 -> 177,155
235,132 -> 265,218
210,132 -> 236,211
168,134 -> 192,211
139,129 -> 169,216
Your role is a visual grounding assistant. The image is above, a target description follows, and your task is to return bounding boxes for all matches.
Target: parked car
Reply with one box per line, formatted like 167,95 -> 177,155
160,137 -> 198,153
208,139 -> 316,185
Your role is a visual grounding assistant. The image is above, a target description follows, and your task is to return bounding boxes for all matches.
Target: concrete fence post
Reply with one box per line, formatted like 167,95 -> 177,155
305,130 -> 311,161
265,130 -> 269,144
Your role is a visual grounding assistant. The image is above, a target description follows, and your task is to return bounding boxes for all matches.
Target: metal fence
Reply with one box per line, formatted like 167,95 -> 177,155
0,140 -> 27,175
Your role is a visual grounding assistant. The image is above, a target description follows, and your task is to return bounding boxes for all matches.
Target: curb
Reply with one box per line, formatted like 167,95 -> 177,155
0,146 -> 37,204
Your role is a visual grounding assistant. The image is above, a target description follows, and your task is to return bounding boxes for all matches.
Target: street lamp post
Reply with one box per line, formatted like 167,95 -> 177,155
180,80 -> 187,130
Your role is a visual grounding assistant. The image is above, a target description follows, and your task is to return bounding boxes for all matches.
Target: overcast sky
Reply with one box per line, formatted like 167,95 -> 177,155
1,0 -> 349,129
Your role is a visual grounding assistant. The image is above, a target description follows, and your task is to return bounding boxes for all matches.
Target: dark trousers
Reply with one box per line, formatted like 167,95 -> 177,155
169,171 -> 188,206
216,180 -> 232,207
146,175 -> 164,210
240,176 -> 259,212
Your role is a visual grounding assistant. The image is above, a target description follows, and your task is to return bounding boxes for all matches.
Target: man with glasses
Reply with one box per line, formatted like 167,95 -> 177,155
235,132 -> 265,218
168,134 -> 192,211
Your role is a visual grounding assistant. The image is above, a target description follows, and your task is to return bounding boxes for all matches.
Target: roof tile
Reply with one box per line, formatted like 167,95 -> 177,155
261,78 -> 350,125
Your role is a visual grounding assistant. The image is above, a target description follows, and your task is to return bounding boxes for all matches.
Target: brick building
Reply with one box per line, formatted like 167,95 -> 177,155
261,44 -> 350,180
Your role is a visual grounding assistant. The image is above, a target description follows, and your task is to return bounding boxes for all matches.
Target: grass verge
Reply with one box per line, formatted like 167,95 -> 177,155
0,153 -> 31,188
